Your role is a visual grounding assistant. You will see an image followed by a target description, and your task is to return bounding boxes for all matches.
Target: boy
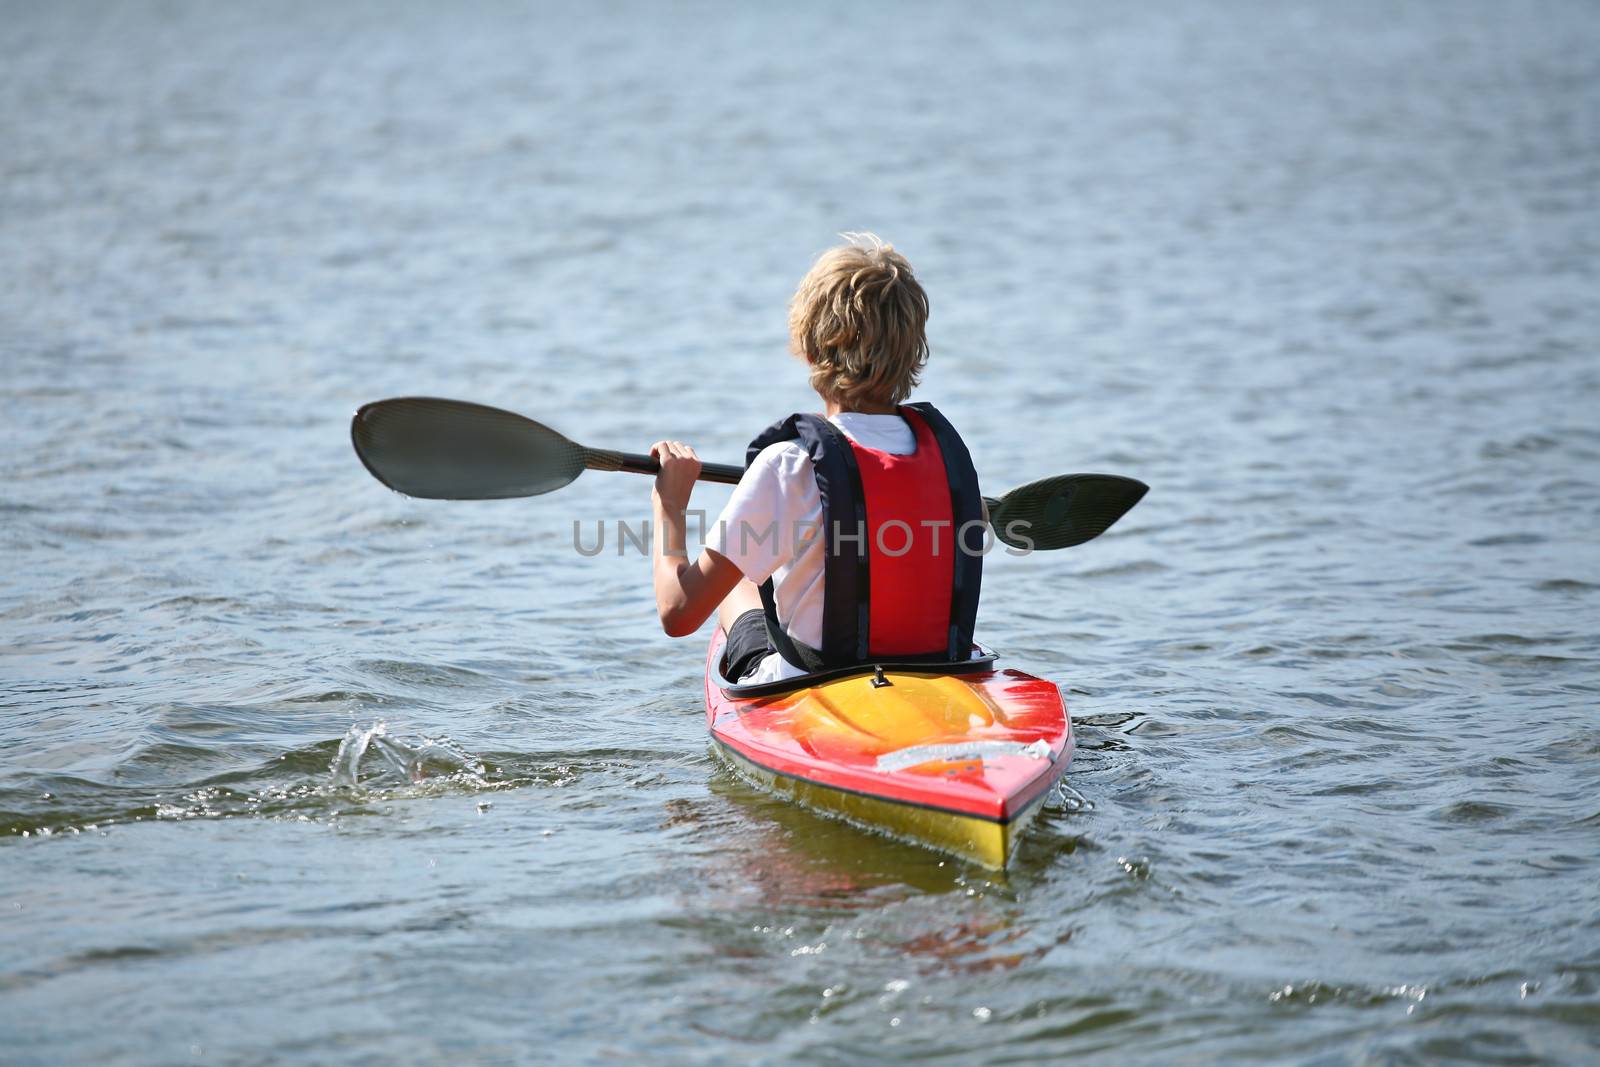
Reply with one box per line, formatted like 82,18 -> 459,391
649,234 -> 984,684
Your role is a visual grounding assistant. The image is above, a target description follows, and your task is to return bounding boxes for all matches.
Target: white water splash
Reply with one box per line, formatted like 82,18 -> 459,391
329,721 -> 486,789
1050,780 -> 1093,813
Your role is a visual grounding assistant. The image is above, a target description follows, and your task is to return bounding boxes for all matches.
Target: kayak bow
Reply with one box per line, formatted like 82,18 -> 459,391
704,629 -> 1073,868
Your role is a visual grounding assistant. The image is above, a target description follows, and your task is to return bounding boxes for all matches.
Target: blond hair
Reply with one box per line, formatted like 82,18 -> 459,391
789,233 -> 929,408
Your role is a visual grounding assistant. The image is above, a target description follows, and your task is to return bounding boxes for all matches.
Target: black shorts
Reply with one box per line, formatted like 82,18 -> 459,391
723,609 -> 774,682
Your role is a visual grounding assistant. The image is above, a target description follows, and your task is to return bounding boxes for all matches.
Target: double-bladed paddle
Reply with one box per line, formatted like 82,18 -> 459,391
350,397 -> 1147,550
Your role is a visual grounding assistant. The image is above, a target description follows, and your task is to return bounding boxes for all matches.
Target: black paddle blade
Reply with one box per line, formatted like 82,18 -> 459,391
351,397 -> 588,499
987,473 -> 1148,551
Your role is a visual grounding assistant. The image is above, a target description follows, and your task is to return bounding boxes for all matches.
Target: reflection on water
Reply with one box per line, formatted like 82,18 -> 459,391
697,767 -> 970,901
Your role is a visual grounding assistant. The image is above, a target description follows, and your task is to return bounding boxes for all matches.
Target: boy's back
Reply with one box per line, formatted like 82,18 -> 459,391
648,235 -> 983,682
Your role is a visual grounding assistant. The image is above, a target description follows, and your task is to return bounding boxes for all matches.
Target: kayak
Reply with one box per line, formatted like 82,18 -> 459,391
704,628 -> 1074,869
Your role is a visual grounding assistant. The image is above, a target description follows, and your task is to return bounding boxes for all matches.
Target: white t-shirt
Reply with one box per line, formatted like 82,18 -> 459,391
705,412 -> 916,684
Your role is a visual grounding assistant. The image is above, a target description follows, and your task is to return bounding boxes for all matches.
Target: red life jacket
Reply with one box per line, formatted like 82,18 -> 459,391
745,402 -> 984,671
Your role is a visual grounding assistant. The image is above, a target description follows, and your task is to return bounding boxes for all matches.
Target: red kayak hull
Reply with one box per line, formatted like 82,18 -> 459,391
704,629 -> 1073,866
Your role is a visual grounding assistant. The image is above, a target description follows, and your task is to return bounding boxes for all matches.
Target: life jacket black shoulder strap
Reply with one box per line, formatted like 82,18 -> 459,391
746,414 -> 869,671
902,402 -> 984,659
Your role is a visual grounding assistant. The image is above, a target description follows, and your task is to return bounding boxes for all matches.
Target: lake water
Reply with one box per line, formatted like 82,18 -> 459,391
4,1 -> 1599,1063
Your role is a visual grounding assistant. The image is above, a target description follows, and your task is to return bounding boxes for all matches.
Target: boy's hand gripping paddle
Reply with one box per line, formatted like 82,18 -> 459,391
350,397 -> 1147,550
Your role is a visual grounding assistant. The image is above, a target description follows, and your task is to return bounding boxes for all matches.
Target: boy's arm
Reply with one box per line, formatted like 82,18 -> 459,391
651,440 -> 745,637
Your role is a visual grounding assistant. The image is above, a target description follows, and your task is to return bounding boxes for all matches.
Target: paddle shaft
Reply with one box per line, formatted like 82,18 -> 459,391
586,448 -> 744,485
593,448 -> 1006,513
595,444 -> 1009,512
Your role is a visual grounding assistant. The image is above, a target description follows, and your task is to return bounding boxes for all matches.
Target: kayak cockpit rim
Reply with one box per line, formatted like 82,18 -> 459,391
711,639 -> 1000,699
